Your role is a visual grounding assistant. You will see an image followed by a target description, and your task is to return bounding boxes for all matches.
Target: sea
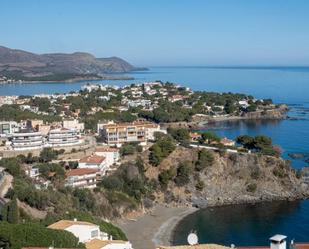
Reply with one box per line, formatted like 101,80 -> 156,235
1,66 -> 309,245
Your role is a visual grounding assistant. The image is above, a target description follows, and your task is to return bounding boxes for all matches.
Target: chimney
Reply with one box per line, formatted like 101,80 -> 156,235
73,218 -> 77,222
270,235 -> 287,249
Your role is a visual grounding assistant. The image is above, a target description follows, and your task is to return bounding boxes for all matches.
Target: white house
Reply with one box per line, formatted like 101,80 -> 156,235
25,166 -> 40,180
78,154 -> 108,174
48,219 -> 109,243
94,147 -> 120,167
86,239 -> 133,249
65,168 -> 98,189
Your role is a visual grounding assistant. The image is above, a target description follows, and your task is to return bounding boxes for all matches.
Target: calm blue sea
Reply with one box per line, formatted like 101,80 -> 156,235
1,67 -> 309,244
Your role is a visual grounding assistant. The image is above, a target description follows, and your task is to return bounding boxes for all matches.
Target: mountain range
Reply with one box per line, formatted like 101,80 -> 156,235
0,46 -> 146,82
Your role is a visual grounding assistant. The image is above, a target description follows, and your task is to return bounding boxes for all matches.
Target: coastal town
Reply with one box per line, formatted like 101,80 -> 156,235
0,81 -> 307,249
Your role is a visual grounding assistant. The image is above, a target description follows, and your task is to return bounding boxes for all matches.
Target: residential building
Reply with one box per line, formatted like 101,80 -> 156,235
97,120 -> 166,146
62,119 -> 84,132
37,124 -> 51,136
169,95 -> 187,102
24,166 -> 40,180
48,128 -> 82,147
11,129 -> 43,151
29,119 -> 44,129
0,121 -> 19,137
65,168 -> 98,189
189,132 -> 202,142
86,239 -> 133,249
78,154 -> 107,174
48,219 -> 109,243
220,137 -> 235,147
94,147 -> 120,167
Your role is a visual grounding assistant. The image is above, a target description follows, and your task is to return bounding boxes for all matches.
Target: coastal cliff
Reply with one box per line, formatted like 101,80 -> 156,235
143,146 -> 308,208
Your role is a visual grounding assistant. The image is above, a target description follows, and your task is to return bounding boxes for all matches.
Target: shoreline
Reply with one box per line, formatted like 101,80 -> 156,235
116,205 -> 197,249
0,76 -> 135,85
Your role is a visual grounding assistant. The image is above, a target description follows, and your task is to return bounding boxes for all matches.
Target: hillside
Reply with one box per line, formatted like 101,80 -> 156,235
0,46 -> 146,82
143,146 -> 309,208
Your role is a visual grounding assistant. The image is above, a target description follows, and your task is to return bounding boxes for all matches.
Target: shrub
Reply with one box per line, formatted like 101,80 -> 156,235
0,223 -> 82,249
174,161 -> 192,186
195,179 -> 205,191
195,149 -> 214,171
246,183 -> 257,193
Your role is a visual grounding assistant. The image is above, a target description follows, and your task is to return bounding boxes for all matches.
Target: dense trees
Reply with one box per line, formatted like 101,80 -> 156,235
0,105 -> 61,123
199,131 -> 221,144
39,148 -> 59,162
120,143 -> 143,156
149,135 -> 176,166
236,135 -> 281,157
168,128 -> 190,145
195,149 -> 214,171
174,161 -> 192,186
0,223 -> 82,249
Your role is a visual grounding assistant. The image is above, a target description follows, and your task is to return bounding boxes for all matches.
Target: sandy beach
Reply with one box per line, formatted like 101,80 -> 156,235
116,205 -> 197,249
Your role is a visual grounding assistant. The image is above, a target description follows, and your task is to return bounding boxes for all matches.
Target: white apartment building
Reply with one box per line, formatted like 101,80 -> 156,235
48,128 -> 82,147
0,121 -> 19,137
65,168 -> 98,189
97,120 -> 166,146
94,147 -> 120,167
48,219 -> 109,243
11,129 -> 43,151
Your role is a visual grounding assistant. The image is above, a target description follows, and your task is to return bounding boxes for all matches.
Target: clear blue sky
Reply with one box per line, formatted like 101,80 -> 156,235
1,0 -> 309,66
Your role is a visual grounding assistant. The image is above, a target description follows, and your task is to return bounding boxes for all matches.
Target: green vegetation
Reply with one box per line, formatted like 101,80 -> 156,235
149,135 -> 176,166
168,128 -> 190,146
0,223 -> 83,249
0,157 -> 128,242
158,168 -> 176,188
195,149 -> 214,171
0,105 -> 61,123
195,178 -> 205,191
120,142 -> 143,156
236,135 -> 281,157
199,131 -> 221,144
246,183 -> 257,193
100,158 -> 153,203
174,161 -> 193,187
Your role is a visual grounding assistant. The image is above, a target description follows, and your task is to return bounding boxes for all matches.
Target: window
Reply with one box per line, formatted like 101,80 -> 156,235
91,229 -> 99,238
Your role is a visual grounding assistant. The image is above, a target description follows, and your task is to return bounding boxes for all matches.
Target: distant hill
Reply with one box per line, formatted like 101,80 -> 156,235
0,46 -> 146,82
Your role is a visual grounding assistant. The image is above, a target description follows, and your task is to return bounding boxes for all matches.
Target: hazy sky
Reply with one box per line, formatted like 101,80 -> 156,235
1,0 -> 309,66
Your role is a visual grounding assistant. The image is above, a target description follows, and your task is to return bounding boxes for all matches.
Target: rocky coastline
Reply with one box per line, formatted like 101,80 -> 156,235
162,105 -> 289,129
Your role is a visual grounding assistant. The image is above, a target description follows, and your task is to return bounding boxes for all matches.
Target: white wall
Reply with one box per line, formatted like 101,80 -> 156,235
66,224 -> 100,243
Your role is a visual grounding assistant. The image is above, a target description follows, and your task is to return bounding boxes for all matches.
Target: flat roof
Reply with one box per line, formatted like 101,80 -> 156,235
270,235 -> 287,242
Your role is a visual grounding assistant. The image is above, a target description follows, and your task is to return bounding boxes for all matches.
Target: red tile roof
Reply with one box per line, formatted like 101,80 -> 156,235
65,168 -> 98,177
95,146 -> 119,152
79,154 -> 105,164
